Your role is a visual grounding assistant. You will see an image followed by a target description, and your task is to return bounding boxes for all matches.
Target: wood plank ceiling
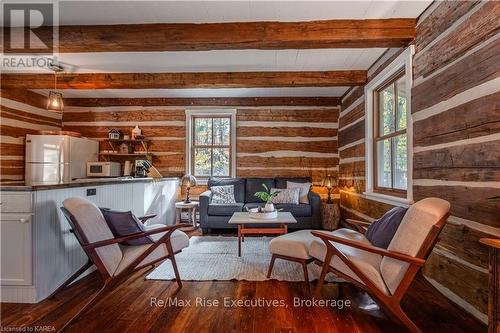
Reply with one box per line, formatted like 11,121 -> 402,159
0,1 -> 433,103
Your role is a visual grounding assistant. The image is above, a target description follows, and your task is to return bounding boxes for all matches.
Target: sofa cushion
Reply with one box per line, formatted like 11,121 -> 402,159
275,203 -> 312,217
208,178 -> 245,203
287,181 -> 312,204
245,178 -> 275,203
210,185 -> 237,204
100,209 -> 153,245
275,177 -> 311,189
271,187 -> 300,204
208,203 -> 244,216
365,206 -> 407,249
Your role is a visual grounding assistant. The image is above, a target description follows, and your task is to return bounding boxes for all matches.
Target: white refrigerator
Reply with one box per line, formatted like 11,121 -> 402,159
25,135 -> 99,185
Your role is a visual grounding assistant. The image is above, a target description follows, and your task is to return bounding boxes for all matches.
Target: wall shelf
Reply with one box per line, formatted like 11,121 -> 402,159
101,138 -> 152,161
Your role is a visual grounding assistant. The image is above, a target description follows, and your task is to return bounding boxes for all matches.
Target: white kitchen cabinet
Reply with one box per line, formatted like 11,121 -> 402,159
0,178 -> 179,303
0,191 -> 34,287
0,213 -> 33,286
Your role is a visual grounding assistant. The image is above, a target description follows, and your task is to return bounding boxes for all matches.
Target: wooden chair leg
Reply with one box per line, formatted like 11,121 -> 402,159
302,260 -> 311,294
164,239 -> 182,289
315,251 -> 333,298
49,260 -> 93,299
267,254 -> 277,278
388,303 -> 422,333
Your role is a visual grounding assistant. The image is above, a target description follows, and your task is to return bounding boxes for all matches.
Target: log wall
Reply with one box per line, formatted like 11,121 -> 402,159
338,47 -> 404,221
338,1 -> 499,323
61,105 -> 339,198
0,89 -> 63,184
413,0 -> 499,322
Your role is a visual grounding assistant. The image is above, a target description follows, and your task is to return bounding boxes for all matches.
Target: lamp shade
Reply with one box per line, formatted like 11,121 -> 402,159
181,174 -> 197,187
47,91 -> 64,113
323,174 -> 336,189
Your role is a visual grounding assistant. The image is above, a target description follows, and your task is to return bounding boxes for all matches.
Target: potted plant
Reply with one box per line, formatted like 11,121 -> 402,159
254,184 -> 280,212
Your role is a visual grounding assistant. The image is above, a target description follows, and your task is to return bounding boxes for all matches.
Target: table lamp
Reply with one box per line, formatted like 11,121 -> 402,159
181,174 -> 197,203
324,174 -> 336,204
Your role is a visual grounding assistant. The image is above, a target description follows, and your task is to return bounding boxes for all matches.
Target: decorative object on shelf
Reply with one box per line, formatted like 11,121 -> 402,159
101,137 -> 151,161
47,63 -> 65,113
181,174 -> 197,203
131,125 -> 142,139
254,184 -> 280,212
135,134 -> 145,140
321,201 -> 341,230
108,129 -> 121,140
119,142 -> 131,154
323,174 -> 337,204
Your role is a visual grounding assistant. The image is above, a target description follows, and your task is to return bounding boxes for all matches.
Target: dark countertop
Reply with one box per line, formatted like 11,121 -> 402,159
0,177 -> 180,191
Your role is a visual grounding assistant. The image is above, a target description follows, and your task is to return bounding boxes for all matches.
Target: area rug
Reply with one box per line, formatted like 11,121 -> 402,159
146,236 -> 340,282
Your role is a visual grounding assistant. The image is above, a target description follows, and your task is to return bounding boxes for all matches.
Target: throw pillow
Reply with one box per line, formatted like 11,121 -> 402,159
365,206 -> 408,249
270,187 -> 300,204
287,181 -> 312,204
100,209 -> 153,246
211,185 -> 237,204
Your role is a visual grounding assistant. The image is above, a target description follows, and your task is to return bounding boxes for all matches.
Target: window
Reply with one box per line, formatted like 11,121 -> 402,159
364,46 -> 413,205
373,70 -> 408,196
186,110 -> 236,180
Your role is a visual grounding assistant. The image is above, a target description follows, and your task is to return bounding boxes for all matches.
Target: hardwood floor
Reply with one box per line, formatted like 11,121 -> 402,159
1,266 -> 486,333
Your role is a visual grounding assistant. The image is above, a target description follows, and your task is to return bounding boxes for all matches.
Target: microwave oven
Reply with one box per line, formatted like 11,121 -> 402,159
86,162 -> 121,177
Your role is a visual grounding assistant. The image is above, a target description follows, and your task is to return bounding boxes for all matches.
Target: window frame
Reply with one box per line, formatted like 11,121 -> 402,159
364,46 -> 413,206
185,109 -> 237,182
372,69 -> 407,198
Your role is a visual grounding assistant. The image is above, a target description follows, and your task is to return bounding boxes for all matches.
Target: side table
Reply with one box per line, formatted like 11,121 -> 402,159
321,201 -> 341,230
175,201 -> 199,230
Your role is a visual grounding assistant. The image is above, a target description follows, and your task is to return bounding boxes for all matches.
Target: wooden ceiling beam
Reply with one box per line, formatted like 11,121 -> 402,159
3,19 -> 416,53
64,97 -> 341,107
1,71 -> 367,89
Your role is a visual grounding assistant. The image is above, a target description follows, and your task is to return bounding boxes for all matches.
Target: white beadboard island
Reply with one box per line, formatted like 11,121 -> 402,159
0,177 -> 179,303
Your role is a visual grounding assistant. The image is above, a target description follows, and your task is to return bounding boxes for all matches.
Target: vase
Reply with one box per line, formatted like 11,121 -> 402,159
264,202 -> 275,212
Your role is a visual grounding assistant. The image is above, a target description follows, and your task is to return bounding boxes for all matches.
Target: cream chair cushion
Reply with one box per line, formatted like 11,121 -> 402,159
380,198 -> 450,295
269,229 -> 319,260
114,225 -> 189,275
309,228 -> 389,295
63,197 -> 123,276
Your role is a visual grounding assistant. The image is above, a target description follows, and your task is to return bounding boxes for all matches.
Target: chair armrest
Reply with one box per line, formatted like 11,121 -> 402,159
199,190 -> 212,209
138,214 -> 157,224
344,218 -> 371,233
310,231 -> 425,266
83,223 -> 191,250
199,190 -> 212,227
345,219 -> 371,227
308,191 -> 322,229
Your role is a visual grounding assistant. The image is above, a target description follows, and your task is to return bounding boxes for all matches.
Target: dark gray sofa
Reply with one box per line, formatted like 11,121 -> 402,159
199,177 -> 321,233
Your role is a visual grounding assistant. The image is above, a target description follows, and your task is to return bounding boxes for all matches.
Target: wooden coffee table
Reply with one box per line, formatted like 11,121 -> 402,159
228,212 -> 297,256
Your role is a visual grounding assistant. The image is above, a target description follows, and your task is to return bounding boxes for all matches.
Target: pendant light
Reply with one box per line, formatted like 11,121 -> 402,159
47,63 -> 64,113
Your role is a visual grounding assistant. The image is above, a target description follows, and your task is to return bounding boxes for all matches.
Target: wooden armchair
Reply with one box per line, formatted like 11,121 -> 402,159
310,198 -> 451,333
55,197 -> 190,331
